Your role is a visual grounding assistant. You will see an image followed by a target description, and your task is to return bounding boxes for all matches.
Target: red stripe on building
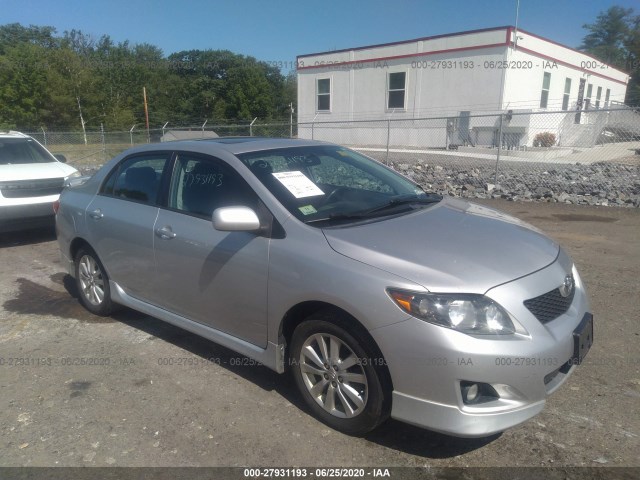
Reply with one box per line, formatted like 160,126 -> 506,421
297,26 -> 628,86
297,43 -> 509,70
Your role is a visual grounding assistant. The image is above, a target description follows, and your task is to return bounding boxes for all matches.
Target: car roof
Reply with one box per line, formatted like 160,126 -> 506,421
0,131 -> 32,139
136,137 -> 332,156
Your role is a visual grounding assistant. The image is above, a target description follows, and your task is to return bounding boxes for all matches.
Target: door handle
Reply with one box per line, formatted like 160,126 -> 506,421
89,208 -> 103,219
155,226 -> 177,239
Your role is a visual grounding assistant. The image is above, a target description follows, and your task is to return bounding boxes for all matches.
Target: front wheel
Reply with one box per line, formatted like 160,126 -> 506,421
74,246 -> 115,316
290,316 -> 389,435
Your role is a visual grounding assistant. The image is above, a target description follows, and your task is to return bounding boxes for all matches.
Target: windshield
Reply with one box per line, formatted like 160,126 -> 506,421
237,145 -> 441,225
0,138 -> 56,165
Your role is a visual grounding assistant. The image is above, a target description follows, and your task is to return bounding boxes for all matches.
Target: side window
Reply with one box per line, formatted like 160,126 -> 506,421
539,72 -> 551,109
387,72 -> 406,109
169,154 -> 258,218
317,78 -> 331,111
101,154 -> 168,205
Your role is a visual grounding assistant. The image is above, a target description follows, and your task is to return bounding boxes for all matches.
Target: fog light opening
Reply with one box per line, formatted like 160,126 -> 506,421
466,383 -> 479,402
461,381 -> 499,405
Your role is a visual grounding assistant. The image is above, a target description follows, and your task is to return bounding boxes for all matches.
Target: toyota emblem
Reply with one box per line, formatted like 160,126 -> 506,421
559,274 -> 574,298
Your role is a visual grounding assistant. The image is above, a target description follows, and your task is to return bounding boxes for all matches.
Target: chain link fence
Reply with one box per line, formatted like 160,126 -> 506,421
300,108 -> 640,206
25,122 -> 295,169
24,107 -> 640,207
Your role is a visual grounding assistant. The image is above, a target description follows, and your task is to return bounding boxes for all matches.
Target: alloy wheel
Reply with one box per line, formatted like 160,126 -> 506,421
78,254 -> 105,306
299,333 -> 368,418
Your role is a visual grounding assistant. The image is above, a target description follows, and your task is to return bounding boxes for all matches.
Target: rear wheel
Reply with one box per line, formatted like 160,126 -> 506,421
290,315 -> 389,435
74,246 -> 114,316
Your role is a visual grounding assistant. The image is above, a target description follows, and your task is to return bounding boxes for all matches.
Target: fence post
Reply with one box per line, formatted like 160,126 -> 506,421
494,114 -> 504,185
599,110 -> 610,146
385,119 -> 391,165
311,122 -> 314,140
289,103 -> 294,138
100,124 -> 106,162
41,127 -> 47,147
250,117 -> 258,137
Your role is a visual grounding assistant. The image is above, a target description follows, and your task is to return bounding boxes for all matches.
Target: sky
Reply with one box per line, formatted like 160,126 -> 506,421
1,0 -> 638,71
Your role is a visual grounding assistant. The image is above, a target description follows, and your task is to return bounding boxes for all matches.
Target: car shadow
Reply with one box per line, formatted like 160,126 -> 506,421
0,226 -> 56,248
56,273 -> 499,458
363,420 -> 500,457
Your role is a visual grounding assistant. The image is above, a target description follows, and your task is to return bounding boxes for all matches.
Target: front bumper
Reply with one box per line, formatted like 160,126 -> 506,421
370,253 -> 591,437
0,202 -> 57,232
391,391 -> 545,437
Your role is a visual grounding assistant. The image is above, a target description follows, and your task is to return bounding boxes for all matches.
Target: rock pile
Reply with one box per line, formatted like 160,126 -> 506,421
390,160 -> 640,208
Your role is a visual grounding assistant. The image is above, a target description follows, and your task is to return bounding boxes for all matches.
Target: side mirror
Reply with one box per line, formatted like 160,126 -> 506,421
53,154 -> 67,163
212,206 -> 261,232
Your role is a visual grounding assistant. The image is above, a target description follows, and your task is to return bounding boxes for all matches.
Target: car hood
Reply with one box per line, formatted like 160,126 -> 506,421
0,162 -> 77,181
322,198 -> 559,294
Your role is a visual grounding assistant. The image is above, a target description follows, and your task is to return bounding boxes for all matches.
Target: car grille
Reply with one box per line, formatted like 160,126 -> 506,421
523,275 -> 575,324
0,178 -> 64,198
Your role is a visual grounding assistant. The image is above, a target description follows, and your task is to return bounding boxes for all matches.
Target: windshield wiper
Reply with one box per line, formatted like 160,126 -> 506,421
361,194 -> 442,215
305,194 -> 442,224
305,212 -> 369,224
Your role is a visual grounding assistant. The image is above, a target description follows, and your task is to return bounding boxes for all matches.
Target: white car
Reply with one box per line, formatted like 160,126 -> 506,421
0,131 -> 80,232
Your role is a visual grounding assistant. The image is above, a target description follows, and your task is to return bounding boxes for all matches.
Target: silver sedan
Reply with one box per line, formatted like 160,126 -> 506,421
56,138 -> 593,437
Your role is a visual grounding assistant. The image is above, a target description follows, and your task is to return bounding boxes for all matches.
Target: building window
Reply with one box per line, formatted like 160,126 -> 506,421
387,72 -> 406,109
595,86 -> 602,108
604,88 -> 611,108
316,78 -> 331,111
540,72 -> 551,108
585,83 -> 593,110
562,78 -> 572,110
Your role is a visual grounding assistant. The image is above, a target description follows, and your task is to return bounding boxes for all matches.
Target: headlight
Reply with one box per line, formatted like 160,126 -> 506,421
64,171 -> 89,187
387,289 -> 516,335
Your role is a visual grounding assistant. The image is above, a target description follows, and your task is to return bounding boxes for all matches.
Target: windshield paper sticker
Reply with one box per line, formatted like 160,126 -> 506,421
298,205 -> 318,215
272,171 -> 325,198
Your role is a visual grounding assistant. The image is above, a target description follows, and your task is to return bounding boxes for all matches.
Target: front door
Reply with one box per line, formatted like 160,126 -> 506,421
151,152 -> 269,347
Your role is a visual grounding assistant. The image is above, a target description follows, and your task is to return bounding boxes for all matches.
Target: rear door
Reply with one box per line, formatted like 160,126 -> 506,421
150,152 -> 270,347
85,152 -> 171,301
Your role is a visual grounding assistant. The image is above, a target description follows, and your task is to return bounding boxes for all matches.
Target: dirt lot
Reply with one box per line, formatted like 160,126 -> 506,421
0,199 -> 638,469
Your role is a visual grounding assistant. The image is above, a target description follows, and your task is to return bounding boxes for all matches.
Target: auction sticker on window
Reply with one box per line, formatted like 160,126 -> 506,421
272,171 -> 325,198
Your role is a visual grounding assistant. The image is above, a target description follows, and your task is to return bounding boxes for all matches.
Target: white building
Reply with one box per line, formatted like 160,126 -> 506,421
296,26 -> 630,148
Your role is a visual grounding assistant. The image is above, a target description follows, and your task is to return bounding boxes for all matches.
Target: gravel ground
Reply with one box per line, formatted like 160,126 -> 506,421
0,199 -> 639,472
360,151 -> 640,208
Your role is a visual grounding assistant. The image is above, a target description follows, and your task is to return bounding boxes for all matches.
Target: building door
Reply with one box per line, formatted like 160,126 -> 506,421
575,78 -> 586,124
457,111 -> 471,145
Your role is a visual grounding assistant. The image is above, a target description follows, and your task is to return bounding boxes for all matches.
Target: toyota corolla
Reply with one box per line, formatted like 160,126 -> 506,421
55,138 -> 593,437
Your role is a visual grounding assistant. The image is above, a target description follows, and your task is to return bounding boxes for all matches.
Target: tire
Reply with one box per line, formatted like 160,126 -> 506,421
74,246 -> 115,316
290,314 -> 390,435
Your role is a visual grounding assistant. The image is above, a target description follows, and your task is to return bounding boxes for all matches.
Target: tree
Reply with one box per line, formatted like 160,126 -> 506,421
166,49 -> 290,122
0,22 -> 294,129
0,43 -> 54,128
580,6 -> 640,105
623,14 -> 640,106
0,23 -> 58,54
